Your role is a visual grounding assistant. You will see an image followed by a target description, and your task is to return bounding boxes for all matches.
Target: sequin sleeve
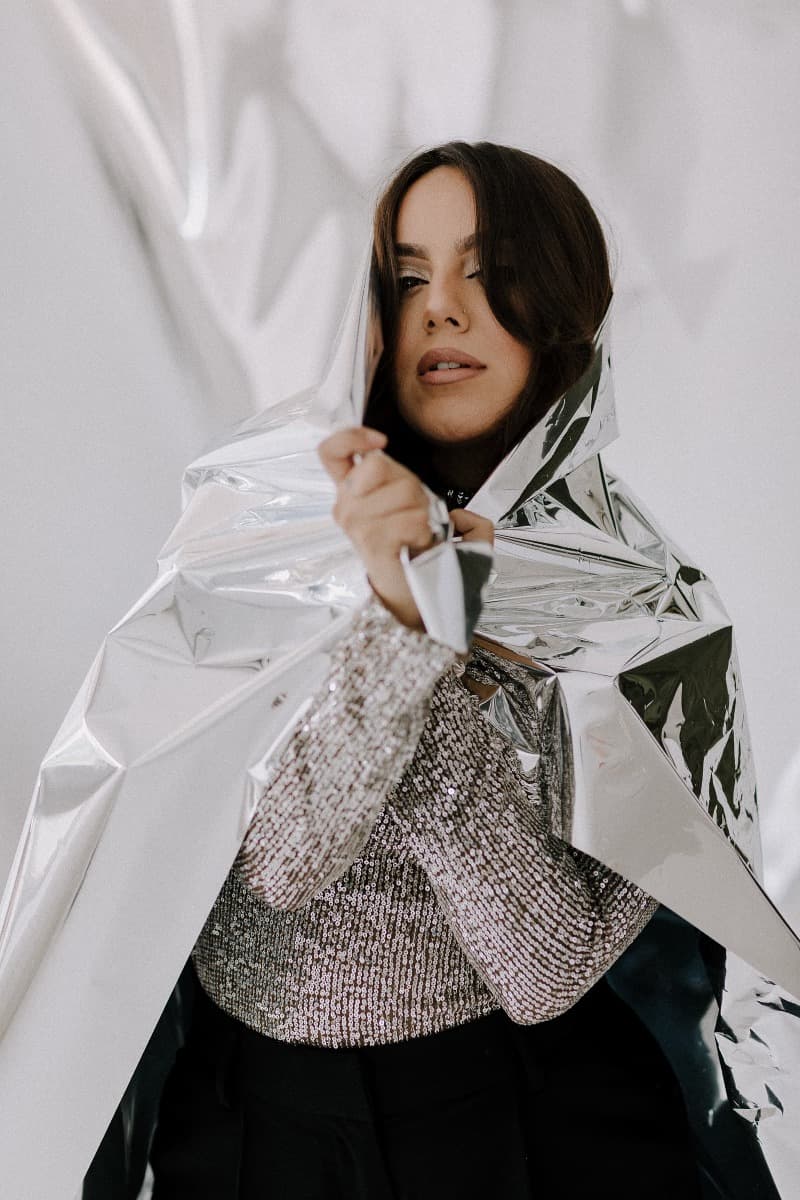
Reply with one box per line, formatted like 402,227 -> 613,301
384,666 -> 659,1024
234,596 -> 457,910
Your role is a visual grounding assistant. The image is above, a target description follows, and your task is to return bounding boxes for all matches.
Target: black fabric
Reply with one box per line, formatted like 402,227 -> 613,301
83,962 -> 195,1200
606,909 -> 781,1200
505,968 -> 705,1199
149,969 -> 702,1200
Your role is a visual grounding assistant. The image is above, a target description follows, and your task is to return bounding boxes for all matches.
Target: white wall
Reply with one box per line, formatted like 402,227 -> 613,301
0,2 -> 221,883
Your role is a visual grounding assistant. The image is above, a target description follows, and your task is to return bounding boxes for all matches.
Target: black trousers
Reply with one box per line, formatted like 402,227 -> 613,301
150,974 -> 703,1200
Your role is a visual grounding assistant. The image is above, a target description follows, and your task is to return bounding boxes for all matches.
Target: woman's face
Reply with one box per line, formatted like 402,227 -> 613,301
392,166 -> 533,445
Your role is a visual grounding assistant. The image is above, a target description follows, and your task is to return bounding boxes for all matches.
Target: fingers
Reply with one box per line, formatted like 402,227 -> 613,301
450,508 -> 495,546
341,449 -> 397,498
317,426 -> 387,483
340,443 -> 421,501
333,477 -> 424,528
334,481 -> 432,558
364,509 -> 433,557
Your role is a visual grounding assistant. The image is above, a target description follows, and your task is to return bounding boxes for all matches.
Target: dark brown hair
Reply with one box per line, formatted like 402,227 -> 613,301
363,141 -> 613,493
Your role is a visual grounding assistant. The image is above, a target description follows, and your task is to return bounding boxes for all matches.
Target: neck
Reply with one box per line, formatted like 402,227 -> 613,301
421,431 -> 506,503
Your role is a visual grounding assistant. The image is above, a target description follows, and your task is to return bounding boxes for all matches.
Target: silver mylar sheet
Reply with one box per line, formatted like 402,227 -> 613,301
2,237 -> 799,1197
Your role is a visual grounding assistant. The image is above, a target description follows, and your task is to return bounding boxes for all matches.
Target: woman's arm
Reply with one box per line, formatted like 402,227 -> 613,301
385,665 -> 658,1023
234,595 -> 456,909
237,422 -> 492,912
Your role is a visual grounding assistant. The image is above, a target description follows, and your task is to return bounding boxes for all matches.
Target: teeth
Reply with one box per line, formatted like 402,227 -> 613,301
433,361 -> 465,370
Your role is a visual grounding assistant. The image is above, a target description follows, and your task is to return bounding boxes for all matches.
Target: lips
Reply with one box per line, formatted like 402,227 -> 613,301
416,347 -> 486,376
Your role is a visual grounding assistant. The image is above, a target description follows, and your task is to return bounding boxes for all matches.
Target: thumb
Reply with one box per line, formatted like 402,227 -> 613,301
450,508 -> 494,546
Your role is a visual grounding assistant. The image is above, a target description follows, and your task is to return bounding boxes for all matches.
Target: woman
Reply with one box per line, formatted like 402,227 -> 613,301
145,143 -> 707,1198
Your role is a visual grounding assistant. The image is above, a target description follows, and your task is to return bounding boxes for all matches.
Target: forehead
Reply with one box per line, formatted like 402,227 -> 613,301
395,167 -> 476,249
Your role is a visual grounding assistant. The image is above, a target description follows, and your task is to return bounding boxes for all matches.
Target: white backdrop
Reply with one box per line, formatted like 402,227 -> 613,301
2,0 -> 799,928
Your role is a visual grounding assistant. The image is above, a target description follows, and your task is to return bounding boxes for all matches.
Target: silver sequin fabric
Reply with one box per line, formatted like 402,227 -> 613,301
193,597 -> 657,1047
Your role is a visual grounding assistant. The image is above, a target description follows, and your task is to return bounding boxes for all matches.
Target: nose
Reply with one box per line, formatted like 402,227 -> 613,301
422,276 -> 470,332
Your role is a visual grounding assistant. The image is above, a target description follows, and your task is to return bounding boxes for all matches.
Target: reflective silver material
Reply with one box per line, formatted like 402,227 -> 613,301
423,488 -> 452,545
2,239 -> 800,1200
401,537 -> 494,655
462,336 -> 789,977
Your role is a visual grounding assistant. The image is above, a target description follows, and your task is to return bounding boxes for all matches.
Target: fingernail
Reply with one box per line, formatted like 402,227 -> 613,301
365,429 -> 386,444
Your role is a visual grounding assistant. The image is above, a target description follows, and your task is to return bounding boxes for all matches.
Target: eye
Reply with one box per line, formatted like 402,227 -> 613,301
398,273 -> 426,295
466,267 -> 483,280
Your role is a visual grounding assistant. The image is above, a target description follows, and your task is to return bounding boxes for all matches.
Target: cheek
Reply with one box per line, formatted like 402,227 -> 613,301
393,329 -> 418,398
499,339 -> 533,397
487,310 -> 532,389
395,315 -> 414,370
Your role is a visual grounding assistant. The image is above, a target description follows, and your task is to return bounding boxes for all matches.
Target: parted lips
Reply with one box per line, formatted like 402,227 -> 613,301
416,347 -> 486,375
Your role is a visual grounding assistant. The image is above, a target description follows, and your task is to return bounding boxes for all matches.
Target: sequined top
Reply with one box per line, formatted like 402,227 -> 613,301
193,597 -> 657,1047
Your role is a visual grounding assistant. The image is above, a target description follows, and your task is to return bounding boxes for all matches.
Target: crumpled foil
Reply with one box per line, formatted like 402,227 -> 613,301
1,6 -> 799,1192
1,239 -> 799,1197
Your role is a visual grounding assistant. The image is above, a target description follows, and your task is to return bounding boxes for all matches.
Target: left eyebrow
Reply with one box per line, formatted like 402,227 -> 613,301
394,233 -> 478,259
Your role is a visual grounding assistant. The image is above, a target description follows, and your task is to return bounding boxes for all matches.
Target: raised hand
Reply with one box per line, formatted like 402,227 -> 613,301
317,426 -> 493,631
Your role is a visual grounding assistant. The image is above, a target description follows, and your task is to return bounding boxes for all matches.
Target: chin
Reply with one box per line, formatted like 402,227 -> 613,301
425,427 -> 493,446
403,410 -> 507,448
